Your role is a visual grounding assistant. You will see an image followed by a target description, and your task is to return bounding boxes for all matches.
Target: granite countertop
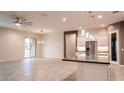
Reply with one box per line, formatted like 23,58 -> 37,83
63,56 -> 110,64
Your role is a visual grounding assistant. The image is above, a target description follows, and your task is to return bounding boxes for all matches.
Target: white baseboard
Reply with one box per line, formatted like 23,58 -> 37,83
0,57 -> 62,62
35,57 -> 63,61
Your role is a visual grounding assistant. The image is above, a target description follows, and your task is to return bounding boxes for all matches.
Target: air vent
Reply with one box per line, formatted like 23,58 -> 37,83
112,11 -> 119,14
89,11 -> 92,13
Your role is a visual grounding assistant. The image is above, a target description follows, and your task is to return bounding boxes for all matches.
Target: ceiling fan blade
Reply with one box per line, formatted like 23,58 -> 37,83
0,20 -> 11,22
20,23 -> 32,27
0,21 -> 12,24
0,12 -> 33,26
21,24 -> 26,27
24,23 -> 32,26
22,18 -> 26,21
22,22 -> 33,26
22,21 -> 33,24
0,17 -> 14,22
0,21 -> 7,22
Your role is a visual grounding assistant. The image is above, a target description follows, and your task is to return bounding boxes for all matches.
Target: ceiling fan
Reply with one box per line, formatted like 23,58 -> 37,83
13,17 -> 33,27
0,15 -> 33,27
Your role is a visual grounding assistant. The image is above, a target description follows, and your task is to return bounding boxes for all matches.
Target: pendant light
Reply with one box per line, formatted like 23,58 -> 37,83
81,29 -> 85,36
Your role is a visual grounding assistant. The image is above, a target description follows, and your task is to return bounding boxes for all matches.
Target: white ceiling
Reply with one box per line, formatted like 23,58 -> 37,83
0,11 -> 124,34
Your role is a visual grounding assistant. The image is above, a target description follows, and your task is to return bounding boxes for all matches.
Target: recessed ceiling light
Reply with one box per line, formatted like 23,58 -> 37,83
62,17 -> 66,22
15,23 -> 21,26
98,15 -> 103,19
101,24 -> 105,27
41,30 -> 43,32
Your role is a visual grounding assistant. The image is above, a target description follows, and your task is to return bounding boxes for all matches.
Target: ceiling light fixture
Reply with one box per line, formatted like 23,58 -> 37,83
81,29 -> 85,36
89,34 -> 92,39
62,17 -> 66,22
38,41 -> 44,44
15,23 -> 21,26
92,36 -> 95,41
98,15 -> 103,19
86,32 -> 89,38
41,41 -> 44,44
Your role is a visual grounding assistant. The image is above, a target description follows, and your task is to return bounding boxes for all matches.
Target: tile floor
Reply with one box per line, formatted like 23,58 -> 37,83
0,59 -> 77,81
110,64 -> 124,81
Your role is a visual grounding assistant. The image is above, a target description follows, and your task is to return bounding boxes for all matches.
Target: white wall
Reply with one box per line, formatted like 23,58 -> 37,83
41,28 -> 108,58
41,32 -> 64,58
0,27 -> 41,62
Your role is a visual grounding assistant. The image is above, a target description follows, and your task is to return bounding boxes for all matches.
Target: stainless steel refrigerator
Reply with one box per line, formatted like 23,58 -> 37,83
85,41 -> 97,57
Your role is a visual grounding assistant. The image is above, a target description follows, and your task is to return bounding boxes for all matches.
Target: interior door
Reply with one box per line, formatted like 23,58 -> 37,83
64,31 -> 77,58
66,34 -> 76,58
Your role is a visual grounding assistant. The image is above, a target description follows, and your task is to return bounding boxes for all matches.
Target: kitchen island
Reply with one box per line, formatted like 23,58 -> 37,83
63,56 -> 110,81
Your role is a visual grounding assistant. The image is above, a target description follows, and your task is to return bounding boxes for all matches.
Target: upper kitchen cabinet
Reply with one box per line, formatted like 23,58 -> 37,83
108,21 -> 124,65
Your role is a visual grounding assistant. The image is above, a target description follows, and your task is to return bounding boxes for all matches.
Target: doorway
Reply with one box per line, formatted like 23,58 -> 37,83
64,31 -> 78,58
24,38 -> 36,58
109,30 -> 119,64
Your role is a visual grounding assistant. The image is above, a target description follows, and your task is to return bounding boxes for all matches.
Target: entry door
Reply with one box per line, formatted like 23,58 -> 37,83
24,38 -> 36,58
